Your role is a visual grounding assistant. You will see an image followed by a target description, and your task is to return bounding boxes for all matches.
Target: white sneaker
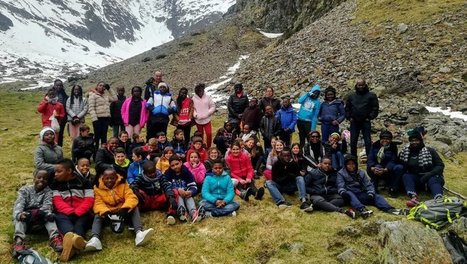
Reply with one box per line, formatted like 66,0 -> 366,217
135,228 -> 154,246
85,237 -> 102,252
166,215 -> 176,225
231,211 -> 237,217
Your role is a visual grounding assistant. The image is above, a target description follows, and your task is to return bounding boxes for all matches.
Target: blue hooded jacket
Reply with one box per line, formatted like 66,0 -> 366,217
297,84 -> 321,130
276,105 -> 297,132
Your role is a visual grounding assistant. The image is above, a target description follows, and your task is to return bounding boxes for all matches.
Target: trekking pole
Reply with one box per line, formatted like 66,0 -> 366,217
443,186 -> 466,200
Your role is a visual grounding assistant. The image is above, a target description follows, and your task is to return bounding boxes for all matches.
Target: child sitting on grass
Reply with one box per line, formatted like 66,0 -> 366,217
204,147 -> 228,174
113,147 -> 130,179
156,147 -> 174,174
130,161 -> 178,225
75,158 -> 95,185
156,131 -> 172,150
171,129 -> 188,159
164,156 -> 199,222
184,151 -> 207,188
337,155 -> 399,218
144,138 -> 161,163
198,159 -> 240,219
127,147 -> 147,185
12,170 -> 63,255
186,136 -> 207,163
85,168 -> 154,251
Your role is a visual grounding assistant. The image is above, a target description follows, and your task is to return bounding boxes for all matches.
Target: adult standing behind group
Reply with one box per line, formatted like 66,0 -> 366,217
345,79 -> 379,157
88,81 -> 117,149
52,79 -> 69,147
318,86 -> 345,142
121,86 -> 148,139
66,85 -> 88,141
258,86 -> 281,114
192,83 -> 216,148
146,82 -> 176,141
296,84 -> 321,148
144,70 -> 164,100
227,83 -> 249,128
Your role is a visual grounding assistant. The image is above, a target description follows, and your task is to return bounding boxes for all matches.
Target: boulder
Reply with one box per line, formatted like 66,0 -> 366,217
337,248 -> 357,262
378,220 -> 452,264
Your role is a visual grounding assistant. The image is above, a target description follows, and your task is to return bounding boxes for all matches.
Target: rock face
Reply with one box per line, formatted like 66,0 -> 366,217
378,221 -> 452,264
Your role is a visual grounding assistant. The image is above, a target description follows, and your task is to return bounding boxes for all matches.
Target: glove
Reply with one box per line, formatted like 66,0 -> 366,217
117,208 -> 130,220
419,172 -> 432,184
168,196 -> 178,210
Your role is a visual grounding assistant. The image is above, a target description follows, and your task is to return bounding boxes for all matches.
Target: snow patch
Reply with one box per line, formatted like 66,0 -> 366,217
257,28 -> 283,38
425,106 -> 467,122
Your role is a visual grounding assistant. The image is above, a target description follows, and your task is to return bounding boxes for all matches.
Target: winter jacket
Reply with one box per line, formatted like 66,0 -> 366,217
225,152 -> 254,182
201,171 -> 235,204
192,94 -> 216,125
72,135 -> 95,161
164,165 -> 198,196
110,95 -> 126,126
34,143 -> 63,175
318,99 -> 345,125
95,148 -> 115,176
50,174 -> 94,216
276,105 -> 297,132
345,86 -> 379,122
158,141 -> 172,151
186,147 -> 207,164
13,186 -> 53,221
183,161 -> 207,185
305,168 -> 339,195
113,159 -> 130,180
130,172 -> 174,197
121,97 -> 149,128
171,139 -> 188,157
227,93 -> 249,121
259,97 -> 281,113
127,160 -> 147,185
37,99 -> 66,127
399,145 -> 444,176
367,141 -> 399,171
93,175 -> 138,216
242,106 -> 262,131
143,80 -> 167,100
271,159 -> 302,186
156,157 -> 170,174
259,115 -> 281,140
337,168 -> 375,196
297,85 -> 321,130
88,89 -> 117,121
66,96 -> 88,121
146,91 -> 176,123
303,142 -> 326,168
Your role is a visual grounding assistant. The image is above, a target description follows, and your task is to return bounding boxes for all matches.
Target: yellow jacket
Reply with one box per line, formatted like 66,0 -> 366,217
93,175 -> 138,216
156,157 -> 170,174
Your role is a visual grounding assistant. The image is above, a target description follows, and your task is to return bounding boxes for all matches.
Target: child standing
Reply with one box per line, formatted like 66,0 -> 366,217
130,161 -> 178,225
12,170 -> 63,254
37,88 -> 66,135
127,147 -> 147,185
275,96 -> 297,147
318,86 -> 345,142
174,87 -> 194,145
184,151 -> 207,187
66,84 -> 88,141
259,105 -> 281,150
71,124 -> 95,163
171,129 -> 188,159
85,169 -> 154,251
198,160 -> 240,219
164,156 -> 199,222
156,147 -> 175,174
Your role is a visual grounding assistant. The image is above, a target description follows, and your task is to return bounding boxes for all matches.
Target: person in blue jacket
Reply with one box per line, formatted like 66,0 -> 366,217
297,84 -> 321,148
275,96 -> 297,147
318,86 -> 345,142
146,82 -> 176,141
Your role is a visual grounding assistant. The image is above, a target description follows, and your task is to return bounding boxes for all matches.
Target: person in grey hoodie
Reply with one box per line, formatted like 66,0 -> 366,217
34,127 -> 63,179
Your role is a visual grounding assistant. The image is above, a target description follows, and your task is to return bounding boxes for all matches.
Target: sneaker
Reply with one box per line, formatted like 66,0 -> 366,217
192,205 -> 205,223
231,211 -> 237,217
386,208 -> 402,215
406,196 -> 419,208
344,208 -> 356,219
135,228 -> 154,246
49,235 -> 63,252
277,201 -> 292,209
85,236 -> 102,252
240,187 -> 254,201
60,232 -> 86,262
178,206 -> 188,222
300,201 -> 313,213
358,207 -> 373,218
255,187 -> 265,200
166,215 -> 176,225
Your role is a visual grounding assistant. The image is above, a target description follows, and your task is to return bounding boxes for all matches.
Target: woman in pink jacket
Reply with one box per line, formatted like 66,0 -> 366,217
225,142 -> 264,202
121,86 -> 149,138
192,83 -> 216,148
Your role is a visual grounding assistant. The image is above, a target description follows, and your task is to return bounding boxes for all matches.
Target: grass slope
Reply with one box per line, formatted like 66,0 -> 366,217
0,91 -> 466,263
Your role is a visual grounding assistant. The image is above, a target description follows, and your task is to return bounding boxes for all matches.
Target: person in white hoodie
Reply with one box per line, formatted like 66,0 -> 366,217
192,83 -> 216,148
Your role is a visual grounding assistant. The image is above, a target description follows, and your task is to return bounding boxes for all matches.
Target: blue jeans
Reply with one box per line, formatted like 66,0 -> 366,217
349,120 -> 372,157
342,191 -> 393,211
321,123 -> 339,143
265,176 -> 307,205
331,151 -> 344,171
55,213 -> 93,237
200,200 -> 239,217
402,173 -> 444,198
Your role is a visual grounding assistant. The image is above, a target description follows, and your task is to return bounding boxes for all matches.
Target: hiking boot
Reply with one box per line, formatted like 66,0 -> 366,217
255,187 -> 265,200
177,206 -> 188,222
358,207 -> 373,219
300,201 -> 313,213
85,236 -> 102,252
406,196 -> 419,208
60,232 -> 86,262
192,205 -> 205,223
166,215 -> 176,225
49,234 -> 63,252
239,187 -> 254,201
135,228 -> 154,246
344,208 -> 356,219
277,201 -> 292,209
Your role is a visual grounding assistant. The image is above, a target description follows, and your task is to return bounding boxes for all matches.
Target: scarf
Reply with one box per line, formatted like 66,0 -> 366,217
376,145 -> 388,164
400,145 -> 432,167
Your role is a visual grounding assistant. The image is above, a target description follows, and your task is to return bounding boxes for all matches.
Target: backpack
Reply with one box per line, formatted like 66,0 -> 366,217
407,196 -> 467,230
16,249 -> 53,264
442,231 -> 467,264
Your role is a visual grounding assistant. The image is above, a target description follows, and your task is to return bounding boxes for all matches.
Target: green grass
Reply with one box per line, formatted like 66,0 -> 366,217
0,90 -> 466,263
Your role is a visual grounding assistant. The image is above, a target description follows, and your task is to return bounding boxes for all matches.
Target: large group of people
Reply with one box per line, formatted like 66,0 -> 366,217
14,71 -> 446,261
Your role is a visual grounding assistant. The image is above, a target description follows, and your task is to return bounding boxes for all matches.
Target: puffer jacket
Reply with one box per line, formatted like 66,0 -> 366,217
146,91 -> 176,122
93,175 -> 138,216
225,152 -> 254,182
227,93 -> 249,121
66,96 -> 88,121
192,93 -> 216,125
345,85 -> 379,122
202,171 -> 235,204
88,89 -> 117,121
34,143 -> 63,175
164,165 -> 198,196
13,185 -> 53,220
183,161 -> 206,185
276,105 -> 297,131
50,174 -> 94,216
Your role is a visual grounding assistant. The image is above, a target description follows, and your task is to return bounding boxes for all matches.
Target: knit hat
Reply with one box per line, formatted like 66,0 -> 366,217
39,127 -> 55,140
379,130 -> 393,140
329,132 -> 340,140
234,83 -> 243,91
407,129 -> 423,141
158,82 -> 168,88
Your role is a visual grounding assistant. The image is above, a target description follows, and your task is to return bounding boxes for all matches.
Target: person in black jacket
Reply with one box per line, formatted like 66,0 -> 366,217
143,70 -> 164,100
258,86 -> 281,114
109,86 -> 126,138
259,105 -> 281,150
71,125 -> 95,163
227,83 -> 249,128
305,156 -> 355,218
345,79 -> 379,157
95,137 -> 119,177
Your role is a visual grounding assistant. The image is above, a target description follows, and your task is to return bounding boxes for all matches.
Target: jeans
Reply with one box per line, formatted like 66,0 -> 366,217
177,196 -> 196,217
297,119 -> 311,148
200,200 -> 239,217
14,218 -> 60,240
402,173 -> 444,198
331,151 -> 345,171
368,164 -> 404,192
310,194 -> 344,212
341,191 -> 393,211
265,176 -> 307,205
146,121 -> 168,142
349,120 -> 372,157
321,123 -> 339,143
91,207 -> 143,237
195,122 -> 212,148
93,117 -> 110,148
55,212 -> 93,237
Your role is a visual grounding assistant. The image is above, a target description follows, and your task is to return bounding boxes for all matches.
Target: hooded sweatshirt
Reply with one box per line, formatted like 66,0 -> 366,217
297,84 -> 321,130
345,84 -> 379,122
